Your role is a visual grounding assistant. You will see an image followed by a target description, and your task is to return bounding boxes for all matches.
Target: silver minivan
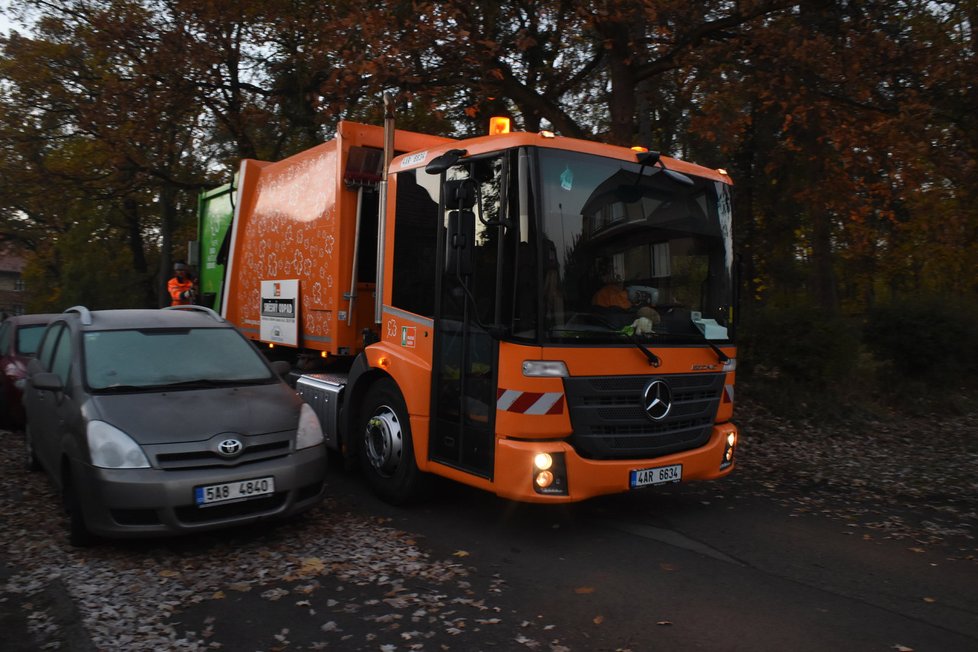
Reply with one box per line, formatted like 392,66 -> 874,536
24,306 -> 327,545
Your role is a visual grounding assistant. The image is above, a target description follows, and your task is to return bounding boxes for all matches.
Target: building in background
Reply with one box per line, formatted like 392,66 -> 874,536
0,242 -> 28,318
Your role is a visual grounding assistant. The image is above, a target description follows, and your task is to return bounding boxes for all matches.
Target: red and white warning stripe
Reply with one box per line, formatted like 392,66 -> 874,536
496,389 -> 565,415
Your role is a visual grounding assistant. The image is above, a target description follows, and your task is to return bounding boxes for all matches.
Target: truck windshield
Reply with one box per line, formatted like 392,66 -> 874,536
527,149 -> 734,345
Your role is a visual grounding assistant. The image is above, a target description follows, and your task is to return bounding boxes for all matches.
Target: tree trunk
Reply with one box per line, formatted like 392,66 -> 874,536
158,183 -> 177,308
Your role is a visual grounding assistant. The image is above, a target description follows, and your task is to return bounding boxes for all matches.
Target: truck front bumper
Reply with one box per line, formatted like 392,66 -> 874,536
491,423 -> 737,503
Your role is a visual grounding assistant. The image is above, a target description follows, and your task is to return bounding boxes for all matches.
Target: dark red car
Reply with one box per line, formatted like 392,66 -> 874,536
0,313 -> 58,429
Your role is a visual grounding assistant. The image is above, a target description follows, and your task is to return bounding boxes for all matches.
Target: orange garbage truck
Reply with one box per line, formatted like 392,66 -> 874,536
208,108 -> 739,504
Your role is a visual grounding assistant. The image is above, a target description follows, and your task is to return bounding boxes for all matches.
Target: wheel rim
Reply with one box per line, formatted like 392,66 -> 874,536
364,405 -> 403,478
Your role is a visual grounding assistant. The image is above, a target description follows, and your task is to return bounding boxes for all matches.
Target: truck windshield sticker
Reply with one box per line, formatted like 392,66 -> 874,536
560,165 -> 574,191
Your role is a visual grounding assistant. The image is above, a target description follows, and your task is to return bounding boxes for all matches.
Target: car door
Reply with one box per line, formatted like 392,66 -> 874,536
26,323 -> 69,474
0,320 -> 11,409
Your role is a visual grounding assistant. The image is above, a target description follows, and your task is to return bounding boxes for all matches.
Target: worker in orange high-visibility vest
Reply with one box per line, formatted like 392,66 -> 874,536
168,262 -> 196,306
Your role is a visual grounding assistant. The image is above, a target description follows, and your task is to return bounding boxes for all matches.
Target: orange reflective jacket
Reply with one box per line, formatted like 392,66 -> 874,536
168,277 -> 194,306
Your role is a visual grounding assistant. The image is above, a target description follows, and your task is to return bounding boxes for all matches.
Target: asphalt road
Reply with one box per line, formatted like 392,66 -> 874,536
322,470 -> 978,651
2,442 -> 977,651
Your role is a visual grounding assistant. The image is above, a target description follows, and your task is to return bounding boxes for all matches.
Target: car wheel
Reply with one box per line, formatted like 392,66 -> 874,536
358,378 -> 429,505
24,425 -> 40,472
63,470 -> 95,547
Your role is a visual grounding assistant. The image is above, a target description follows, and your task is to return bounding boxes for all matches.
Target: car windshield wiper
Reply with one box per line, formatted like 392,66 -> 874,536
157,377 -> 271,388
91,384 -> 157,393
93,377 -> 272,393
155,378 -> 225,388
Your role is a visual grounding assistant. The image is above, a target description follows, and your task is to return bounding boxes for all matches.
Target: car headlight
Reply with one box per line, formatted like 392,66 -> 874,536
86,421 -> 151,469
296,403 -> 324,450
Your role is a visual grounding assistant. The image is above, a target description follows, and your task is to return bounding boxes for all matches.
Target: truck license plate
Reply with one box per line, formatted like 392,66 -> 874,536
195,476 -> 275,507
630,464 -> 682,489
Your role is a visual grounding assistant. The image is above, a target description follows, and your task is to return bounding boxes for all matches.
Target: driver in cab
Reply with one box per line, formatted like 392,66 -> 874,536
591,272 -> 632,310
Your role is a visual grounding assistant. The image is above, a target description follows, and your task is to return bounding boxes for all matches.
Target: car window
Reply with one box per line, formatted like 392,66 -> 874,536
16,324 -> 48,356
37,323 -> 64,371
0,322 -> 10,354
50,328 -> 73,385
84,327 -> 274,390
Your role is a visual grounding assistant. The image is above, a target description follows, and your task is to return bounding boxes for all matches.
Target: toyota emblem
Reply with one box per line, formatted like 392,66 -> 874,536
217,438 -> 244,458
642,380 -> 672,421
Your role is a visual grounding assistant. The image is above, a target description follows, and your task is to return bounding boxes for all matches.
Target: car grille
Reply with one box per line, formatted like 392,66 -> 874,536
564,372 -> 724,460
147,433 -> 292,470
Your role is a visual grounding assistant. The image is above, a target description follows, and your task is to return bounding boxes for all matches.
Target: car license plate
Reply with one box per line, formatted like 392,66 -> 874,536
195,476 -> 275,507
630,464 -> 682,489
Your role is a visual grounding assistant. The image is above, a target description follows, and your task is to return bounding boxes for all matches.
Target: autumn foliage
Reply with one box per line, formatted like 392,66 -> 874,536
1,0 -> 975,396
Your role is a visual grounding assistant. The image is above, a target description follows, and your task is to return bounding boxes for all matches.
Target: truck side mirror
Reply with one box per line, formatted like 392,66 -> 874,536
424,148 -> 468,175
444,178 -> 477,209
445,209 -> 475,277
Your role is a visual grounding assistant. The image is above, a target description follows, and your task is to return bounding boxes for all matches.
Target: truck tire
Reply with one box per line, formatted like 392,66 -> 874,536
358,378 -> 430,505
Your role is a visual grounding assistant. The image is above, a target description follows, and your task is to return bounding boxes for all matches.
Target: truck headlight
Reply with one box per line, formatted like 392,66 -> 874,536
721,430 -> 737,470
532,451 -> 567,496
296,403 -> 324,450
87,421 -> 151,469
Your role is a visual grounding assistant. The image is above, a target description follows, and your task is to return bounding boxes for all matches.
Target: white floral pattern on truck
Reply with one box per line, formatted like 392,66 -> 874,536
238,149 -> 339,343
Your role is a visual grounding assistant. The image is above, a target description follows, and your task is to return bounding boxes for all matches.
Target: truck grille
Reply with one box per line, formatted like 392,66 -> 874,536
564,373 -> 724,460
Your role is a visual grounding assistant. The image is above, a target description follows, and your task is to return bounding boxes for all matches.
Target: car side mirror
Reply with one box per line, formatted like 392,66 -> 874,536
271,360 -> 291,377
31,372 -> 64,392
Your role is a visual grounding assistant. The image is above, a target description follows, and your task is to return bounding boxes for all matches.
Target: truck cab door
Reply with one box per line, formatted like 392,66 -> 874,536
429,161 -> 510,479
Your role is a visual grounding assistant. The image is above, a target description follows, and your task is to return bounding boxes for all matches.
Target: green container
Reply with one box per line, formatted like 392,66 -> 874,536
196,182 -> 235,311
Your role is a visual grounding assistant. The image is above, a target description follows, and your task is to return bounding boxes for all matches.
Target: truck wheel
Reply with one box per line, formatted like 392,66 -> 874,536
358,378 -> 429,505
24,424 -> 40,472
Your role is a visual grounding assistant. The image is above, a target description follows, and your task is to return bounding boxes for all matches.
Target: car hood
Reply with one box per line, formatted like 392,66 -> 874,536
85,383 -> 302,445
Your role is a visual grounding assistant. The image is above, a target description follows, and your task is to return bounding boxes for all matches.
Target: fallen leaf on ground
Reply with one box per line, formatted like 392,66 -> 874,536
299,557 -> 326,574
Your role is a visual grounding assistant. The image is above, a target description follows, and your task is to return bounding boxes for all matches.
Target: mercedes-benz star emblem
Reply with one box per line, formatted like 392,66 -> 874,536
642,380 -> 672,421
217,438 -> 244,458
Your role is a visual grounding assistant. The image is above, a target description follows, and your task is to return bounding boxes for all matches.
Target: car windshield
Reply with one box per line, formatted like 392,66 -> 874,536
16,325 -> 48,355
84,328 -> 273,390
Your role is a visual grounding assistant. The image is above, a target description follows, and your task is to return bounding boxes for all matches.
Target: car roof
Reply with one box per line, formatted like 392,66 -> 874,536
5,313 -> 60,326
62,307 -> 230,331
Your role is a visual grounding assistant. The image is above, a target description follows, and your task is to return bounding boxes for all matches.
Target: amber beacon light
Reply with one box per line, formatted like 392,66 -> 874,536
489,116 -> 511,135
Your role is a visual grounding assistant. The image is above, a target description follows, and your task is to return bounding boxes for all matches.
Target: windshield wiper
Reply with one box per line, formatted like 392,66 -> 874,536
618,330 -> 662,367
162,377 -> 271,388
92,384 -> 155,393
156,379 -> 225,388
697,335 -> 730,364
565,314 -> 662,367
